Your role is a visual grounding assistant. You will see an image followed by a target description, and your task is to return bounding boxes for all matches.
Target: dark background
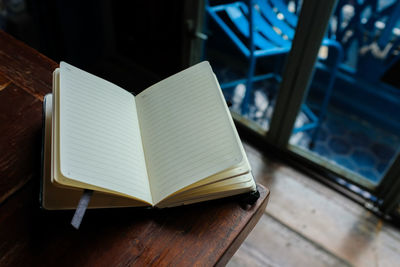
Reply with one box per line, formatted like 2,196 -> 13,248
1,0 -> 189,93
3,0 -> 400,89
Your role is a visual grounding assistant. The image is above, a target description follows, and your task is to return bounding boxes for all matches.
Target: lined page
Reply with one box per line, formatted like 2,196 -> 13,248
136,62 -> 244,204
58,62 -> 152,204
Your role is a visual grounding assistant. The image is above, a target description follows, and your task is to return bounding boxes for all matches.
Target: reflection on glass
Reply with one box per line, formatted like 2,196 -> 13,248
290,0 -> 400,186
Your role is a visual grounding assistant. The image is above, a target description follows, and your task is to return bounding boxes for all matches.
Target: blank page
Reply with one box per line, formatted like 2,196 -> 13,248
136,61 -> 244,204
58,62 -> 152,204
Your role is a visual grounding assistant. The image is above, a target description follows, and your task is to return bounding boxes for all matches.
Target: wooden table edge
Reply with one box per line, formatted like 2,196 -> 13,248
215,184 -> 270,266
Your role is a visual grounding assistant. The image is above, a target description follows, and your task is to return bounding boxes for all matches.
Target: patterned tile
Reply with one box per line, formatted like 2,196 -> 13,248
212,64 -> 400,185
328,137 -> 351,155
294,109 -> 400,184
351,149 -> 376,167
371,143 -> 396,162
347,131 -> 370,148
333,156 -> 356,170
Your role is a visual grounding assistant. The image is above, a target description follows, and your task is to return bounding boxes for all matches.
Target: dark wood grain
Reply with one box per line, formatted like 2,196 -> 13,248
0,180 -> 268,266
240,142 -> 400,267
215,187 -> 269,267
0,77 -> 43,204
0,30 -> 269,266
0,30 -> 55,203
0,30 -> 56,100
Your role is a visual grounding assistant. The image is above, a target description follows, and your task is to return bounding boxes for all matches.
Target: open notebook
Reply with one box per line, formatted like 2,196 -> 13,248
41,61 -> 256,210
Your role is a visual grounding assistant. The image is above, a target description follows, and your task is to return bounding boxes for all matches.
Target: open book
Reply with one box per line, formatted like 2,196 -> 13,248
41,61 -> 256,210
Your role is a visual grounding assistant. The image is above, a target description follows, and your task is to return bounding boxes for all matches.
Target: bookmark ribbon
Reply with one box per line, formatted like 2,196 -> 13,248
71,189 -> 93,229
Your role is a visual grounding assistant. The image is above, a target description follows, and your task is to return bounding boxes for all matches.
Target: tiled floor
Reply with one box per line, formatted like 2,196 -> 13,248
214,64 -> 400,185
292,107 -> 400,184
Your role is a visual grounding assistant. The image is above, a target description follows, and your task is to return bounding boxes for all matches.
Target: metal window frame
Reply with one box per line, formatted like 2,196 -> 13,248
377,156 -> 400,216
266,0 -> 338,147
196,0 -> 400,217
265,0 -> 400,217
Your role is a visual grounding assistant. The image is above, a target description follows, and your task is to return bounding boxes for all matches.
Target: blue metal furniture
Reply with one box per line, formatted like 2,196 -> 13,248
313,0 -> 400,133
332,0 -> 400,81
206,0 -> 343,134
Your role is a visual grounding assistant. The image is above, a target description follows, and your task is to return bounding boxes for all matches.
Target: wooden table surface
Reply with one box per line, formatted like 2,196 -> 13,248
0,30 -> 269,266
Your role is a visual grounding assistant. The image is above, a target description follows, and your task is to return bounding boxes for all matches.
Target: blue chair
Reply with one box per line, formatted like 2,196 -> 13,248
332,0 -> 400,82
307,0 -> 400,135
206,0 -> 343,134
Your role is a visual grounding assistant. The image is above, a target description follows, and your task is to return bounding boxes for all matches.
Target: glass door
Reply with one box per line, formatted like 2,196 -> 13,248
203,0 -> 400,219
204,0 -> 306,135
267,0 -> 400,218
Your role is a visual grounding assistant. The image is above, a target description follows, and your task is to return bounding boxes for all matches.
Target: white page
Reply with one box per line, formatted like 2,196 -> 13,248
136,61 -> 244,204
58,62 -> 152,204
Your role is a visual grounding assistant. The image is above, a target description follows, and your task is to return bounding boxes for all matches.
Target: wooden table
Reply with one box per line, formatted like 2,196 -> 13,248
0,30 -> 269,266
